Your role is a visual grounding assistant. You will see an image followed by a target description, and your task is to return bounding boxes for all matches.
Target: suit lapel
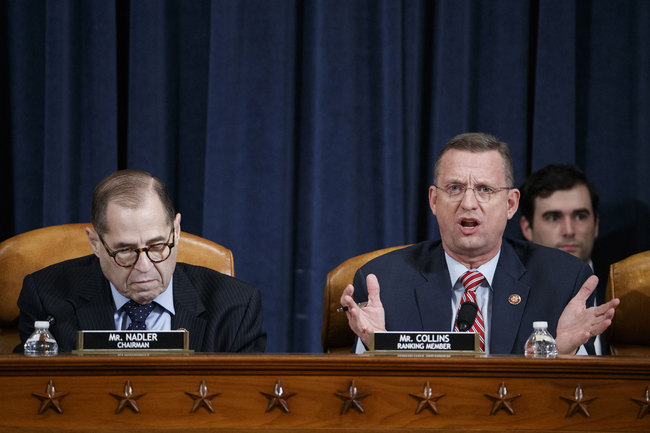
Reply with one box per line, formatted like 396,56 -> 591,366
170,267 -> 207,351
414,243 -> 453,331
75,283 -> 116,330
56,259 -> 115,350
80,262 -> 115,329
490,241 -> 529,354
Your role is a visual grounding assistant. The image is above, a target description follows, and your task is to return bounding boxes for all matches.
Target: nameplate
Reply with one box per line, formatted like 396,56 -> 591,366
74,330 -> 191,354
369,331 -> 479,354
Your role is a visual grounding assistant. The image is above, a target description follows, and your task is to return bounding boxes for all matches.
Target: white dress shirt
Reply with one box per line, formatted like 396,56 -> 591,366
445,251 -> 500,354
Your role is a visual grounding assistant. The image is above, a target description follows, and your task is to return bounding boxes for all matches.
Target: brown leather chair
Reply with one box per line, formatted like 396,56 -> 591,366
0,223 -> 234,353
321,245 -> 410,353
606,250 -> 650,356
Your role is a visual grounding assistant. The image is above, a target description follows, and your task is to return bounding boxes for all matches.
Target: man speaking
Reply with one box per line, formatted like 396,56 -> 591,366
340,133 -> 618,355
17,169 -> 266,353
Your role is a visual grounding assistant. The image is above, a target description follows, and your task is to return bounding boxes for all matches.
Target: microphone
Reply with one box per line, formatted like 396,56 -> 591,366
456,301 -> 478,332
46,299 -> 77,328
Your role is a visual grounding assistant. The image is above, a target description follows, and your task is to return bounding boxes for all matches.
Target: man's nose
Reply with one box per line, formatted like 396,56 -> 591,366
133,251 -> 154,271
460,187 -> 479,208
561,217 -> 575,236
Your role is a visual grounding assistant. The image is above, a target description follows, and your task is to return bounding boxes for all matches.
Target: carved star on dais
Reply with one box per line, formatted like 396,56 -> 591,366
484,382 -> 521,415
631,386 -> 650,419
260,380 -> 296,413
560,384 -> 596,417
109,380 -> 146,414
334,380 -> 370,414
32,380 -> 69,414
409,381 -> 445,414
186,380 -> 221,413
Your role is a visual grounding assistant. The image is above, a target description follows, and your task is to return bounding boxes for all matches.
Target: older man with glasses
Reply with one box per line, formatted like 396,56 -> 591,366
16,169 -> 266,353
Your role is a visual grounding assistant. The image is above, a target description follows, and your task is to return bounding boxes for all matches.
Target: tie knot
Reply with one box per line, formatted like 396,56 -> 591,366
461,270 -> 485,292
124,300 -> 155,330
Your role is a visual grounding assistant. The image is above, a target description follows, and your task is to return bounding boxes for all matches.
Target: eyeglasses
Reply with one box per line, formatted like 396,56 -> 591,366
99,228 -> 176,268
433,183 -> 512,203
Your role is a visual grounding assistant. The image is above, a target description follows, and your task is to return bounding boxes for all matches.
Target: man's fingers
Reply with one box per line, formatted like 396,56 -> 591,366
593,298 -> 620,317
339,284 -> 356,309
366,274 -> 381,304
574,275 -> 599,302
587,304 -> 617,336
591,319 -> 612,336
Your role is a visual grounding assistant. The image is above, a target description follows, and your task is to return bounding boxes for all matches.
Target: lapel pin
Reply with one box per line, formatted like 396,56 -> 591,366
508,294 -> 521,305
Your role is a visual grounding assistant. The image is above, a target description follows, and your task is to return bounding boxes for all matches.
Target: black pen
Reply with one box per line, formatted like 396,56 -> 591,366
336,302 -> 368,313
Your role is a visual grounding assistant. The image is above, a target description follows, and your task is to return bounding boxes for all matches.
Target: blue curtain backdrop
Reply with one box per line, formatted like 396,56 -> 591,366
3,0 -> 649,352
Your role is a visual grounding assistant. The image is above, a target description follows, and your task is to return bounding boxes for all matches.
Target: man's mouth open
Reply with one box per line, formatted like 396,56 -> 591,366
459,219 -> 479,233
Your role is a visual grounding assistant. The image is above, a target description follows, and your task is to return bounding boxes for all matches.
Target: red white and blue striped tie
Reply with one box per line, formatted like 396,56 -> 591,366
455,270 -> 486,352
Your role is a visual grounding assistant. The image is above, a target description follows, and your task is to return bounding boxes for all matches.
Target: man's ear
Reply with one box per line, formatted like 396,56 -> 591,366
174,213 -> 181,240
520,216 -> 534,241
506,188 -> 520,219
428,186 -> 438,216
85,227 -> 101,257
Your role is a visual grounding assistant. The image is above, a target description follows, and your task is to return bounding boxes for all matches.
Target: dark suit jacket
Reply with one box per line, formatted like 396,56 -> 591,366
16,255 -> 266,353
353,238 -> 594,355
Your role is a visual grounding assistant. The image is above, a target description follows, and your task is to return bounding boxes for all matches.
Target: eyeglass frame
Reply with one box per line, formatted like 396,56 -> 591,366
99,227 -> 176,268
432,183 -> 514,203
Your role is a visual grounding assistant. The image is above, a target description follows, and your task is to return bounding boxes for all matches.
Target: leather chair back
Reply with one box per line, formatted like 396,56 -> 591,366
321,245 -> 410,353
0,223 -> 234,353
606,250 -> 650,356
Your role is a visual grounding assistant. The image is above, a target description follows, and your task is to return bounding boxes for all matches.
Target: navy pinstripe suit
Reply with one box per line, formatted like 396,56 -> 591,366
16,255 -> 266,353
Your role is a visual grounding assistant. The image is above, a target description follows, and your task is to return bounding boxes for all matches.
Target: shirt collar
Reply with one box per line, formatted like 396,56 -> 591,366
110,276 -> 175,314
444,250 -> 501,289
